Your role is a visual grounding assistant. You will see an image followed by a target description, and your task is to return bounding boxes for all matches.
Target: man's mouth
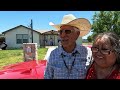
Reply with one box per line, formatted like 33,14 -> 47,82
96,56 -> 103,59
61,39 -> 68,42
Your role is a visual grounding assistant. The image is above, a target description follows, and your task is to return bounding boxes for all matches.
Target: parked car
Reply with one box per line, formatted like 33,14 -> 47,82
0,60 -> 47,79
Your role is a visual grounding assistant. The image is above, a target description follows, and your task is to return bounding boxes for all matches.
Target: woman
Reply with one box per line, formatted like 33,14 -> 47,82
86,32 -> 120,79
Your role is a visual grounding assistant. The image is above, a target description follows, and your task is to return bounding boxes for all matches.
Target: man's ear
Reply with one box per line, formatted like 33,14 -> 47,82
77,31 -> 80,38
75,31 -> 80,40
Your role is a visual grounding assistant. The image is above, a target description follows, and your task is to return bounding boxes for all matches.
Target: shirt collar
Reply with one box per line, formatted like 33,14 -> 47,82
58,44 -> 80,56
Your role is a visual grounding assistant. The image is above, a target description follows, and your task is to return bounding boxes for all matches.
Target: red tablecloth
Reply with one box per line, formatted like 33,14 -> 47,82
0,60 -> 47,79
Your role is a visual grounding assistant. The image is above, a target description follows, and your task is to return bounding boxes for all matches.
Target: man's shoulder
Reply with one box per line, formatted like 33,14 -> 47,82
76,45 -> 92,56
77,45 -> 91,51
44,47 -> 58,60
50,47 -> 61,54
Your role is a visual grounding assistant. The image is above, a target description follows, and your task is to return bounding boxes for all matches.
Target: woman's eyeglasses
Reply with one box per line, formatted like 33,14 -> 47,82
58,30 -> 74,35
91,47 -> 113,55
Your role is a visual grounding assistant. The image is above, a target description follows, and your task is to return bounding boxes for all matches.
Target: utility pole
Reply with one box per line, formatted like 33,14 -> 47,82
30,19 -> 33,43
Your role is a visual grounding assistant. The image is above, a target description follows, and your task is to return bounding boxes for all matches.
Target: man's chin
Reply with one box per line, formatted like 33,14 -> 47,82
62,44 -> 69,48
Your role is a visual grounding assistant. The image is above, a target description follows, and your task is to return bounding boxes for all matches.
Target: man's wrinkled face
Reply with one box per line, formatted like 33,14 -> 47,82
59,25 -> 80,48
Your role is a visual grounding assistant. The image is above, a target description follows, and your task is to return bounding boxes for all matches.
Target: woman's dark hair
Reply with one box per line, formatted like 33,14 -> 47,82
93,32 -> 120,64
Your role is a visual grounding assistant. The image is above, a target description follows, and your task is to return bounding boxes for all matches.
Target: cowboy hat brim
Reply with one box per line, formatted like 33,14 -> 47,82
51,18 -> 91,37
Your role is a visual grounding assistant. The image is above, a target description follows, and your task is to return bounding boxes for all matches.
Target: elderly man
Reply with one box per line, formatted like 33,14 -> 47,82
44,14 -> 92,79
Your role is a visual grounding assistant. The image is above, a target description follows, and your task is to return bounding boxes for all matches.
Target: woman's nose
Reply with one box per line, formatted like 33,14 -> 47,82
96,50 -> 103,55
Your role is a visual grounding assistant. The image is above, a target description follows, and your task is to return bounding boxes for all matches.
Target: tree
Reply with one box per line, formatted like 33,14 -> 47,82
0,37 -> 5,42
92,11 -> 120,36
87,35 -> 92,42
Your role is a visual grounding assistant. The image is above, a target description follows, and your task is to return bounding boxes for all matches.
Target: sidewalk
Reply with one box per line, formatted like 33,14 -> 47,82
44,46 -> 58,60
45,46 -> 58,48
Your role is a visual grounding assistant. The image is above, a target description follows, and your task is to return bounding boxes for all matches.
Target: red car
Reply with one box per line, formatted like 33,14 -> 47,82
0,60 -> 47,79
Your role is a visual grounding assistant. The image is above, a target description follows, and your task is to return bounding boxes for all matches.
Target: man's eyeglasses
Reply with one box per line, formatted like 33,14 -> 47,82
58,30 -> 74,35
91,47 -> 113,55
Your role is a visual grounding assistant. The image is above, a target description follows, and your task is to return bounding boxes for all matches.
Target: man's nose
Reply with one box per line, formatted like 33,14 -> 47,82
60,31 -> 67,37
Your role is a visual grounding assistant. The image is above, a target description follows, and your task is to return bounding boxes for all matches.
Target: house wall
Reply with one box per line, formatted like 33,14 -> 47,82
40,34 -> 44,46
40,34 -> 58,46
45,34 -> 58,46
32,31 -> 40,47
5,27 -> 40,48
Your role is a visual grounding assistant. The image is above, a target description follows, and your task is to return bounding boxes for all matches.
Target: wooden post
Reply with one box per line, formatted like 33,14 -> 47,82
31,19 -> 33,43
23,43 -> 38,63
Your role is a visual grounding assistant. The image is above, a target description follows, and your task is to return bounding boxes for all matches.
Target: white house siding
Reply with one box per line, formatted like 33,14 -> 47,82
45,35 -> 58,46
47,35 -> 54,45
5,26 -> 40,48
32,31 -> 40,47
54,35 -> 59,45
39,34 -> 45,46
40,34 -> 58,47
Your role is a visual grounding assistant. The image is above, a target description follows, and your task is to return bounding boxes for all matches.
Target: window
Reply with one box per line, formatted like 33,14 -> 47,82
16,34 -> 28,44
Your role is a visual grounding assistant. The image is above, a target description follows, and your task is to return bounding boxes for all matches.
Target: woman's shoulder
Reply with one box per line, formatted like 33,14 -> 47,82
116,73 -> 120,79
115,67 -> 120,79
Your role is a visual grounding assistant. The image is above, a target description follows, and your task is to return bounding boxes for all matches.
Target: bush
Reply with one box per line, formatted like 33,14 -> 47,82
0,37 -> 5,42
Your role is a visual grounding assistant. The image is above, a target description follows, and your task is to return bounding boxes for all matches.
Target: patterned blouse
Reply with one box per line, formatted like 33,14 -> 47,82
86,62 -> 120,79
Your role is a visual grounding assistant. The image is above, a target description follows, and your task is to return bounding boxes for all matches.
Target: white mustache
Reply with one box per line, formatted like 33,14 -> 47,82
97,56 -> 103,58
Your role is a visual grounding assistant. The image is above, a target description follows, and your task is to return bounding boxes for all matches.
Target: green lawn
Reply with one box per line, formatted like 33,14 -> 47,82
0,48 -> 48,70
82,43 -> 93,45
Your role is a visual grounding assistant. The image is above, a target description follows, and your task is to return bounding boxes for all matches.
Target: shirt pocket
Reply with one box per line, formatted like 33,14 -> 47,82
73,59 -> 87,78
53,67 -> 66,79
73,66 -> 86,79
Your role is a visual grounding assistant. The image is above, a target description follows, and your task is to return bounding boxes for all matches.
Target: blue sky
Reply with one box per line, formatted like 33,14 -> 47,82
0,11 -> 96,39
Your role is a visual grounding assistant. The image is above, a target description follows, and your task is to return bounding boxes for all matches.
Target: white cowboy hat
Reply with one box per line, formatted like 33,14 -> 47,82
49,14 -> 91,37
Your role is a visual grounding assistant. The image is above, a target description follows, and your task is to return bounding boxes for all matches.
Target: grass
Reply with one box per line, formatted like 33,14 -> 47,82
0,48 -> 48,70
82,42 -> 93,45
